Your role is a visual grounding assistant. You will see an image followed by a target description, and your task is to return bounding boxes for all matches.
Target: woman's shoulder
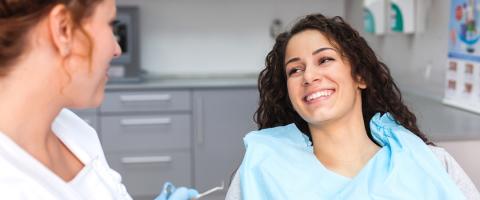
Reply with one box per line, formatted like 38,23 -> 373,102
428,145 -> 480,199
428,146 -> 450,166
428,145 -> 464,173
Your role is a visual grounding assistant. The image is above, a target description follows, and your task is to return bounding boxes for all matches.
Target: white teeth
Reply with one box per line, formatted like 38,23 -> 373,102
306,90 -> 333,102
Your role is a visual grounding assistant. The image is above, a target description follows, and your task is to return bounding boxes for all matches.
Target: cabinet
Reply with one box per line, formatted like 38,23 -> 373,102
193,88 -> 258,200
100,89 -> 193,200
88,83 -> 258,200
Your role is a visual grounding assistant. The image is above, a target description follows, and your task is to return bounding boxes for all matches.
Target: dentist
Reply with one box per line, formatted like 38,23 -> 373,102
0,0 -> 196,199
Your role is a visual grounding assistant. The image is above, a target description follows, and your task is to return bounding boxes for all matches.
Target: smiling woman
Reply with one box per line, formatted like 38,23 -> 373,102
284,30 -> 367,134
225,14 -> 480,200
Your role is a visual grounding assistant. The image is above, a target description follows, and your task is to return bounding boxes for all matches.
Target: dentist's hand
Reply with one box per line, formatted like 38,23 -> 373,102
155,182 -> 199,200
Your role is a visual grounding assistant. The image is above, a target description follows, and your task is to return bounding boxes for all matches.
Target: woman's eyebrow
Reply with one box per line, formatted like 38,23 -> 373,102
285,47 -> 336,66
312,47 -> 336,55
285,57 -> 300,66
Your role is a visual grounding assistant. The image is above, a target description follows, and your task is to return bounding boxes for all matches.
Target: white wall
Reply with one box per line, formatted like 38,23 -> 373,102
345,0 -> 448,99
117,0 -> 345,76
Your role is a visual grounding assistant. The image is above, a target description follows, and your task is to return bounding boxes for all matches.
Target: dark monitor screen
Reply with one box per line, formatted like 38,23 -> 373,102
109,6 -> 141,82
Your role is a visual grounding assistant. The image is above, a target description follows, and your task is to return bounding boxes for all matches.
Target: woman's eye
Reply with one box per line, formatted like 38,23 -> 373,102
288,67 -> 302,76
319,57 -> 334,65
109,20 -> 118,29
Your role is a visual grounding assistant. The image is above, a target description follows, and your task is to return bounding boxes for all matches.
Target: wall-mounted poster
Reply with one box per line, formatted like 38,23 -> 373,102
445,0 -> 480,114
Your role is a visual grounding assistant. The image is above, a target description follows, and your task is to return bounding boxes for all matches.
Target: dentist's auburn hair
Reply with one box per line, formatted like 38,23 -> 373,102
254,13 -> 433,145
0,0 -> 103,76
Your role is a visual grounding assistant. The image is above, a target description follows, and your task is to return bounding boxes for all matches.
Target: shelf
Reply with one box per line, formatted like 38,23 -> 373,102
442,99 -> 480,115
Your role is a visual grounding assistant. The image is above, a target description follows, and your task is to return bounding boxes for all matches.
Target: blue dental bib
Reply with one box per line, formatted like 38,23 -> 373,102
240,113 -> 465,199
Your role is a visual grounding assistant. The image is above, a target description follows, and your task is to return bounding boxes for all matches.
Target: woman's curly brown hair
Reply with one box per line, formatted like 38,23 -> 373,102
255,13 -> 433,145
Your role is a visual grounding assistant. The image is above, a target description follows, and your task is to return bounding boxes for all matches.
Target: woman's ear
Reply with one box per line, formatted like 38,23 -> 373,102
358,83 -> 367,89
356,75 -> 367,89
48,5 -> 74,57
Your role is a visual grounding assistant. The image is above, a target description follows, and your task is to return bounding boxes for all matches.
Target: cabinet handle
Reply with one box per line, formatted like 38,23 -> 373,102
121,156 -> 172,164
195,96 -> 204,145
120,94 -> 172,102
121,117 -> 172,126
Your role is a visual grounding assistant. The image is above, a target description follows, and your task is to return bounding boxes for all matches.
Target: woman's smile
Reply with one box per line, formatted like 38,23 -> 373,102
304,88 -> 335,104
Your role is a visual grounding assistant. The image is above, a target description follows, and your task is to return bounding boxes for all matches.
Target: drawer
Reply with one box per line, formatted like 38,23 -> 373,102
106,151 -> 192,197
101,114 -> 191,151
101,90 -> 191,113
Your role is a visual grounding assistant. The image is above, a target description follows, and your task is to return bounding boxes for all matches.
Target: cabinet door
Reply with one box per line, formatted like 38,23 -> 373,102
193,88 -> 258,199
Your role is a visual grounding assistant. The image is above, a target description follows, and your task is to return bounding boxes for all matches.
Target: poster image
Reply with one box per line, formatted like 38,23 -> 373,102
448,0 -> 480,59
445,0 -> 480,113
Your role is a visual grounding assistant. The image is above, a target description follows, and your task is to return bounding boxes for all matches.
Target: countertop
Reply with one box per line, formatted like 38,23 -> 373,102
105,75 -> 258,91
404,93 -> 480,142
105,76 -> 480,141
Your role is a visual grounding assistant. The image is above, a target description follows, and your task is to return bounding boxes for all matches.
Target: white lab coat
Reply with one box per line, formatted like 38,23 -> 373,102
0,109 -> 133,200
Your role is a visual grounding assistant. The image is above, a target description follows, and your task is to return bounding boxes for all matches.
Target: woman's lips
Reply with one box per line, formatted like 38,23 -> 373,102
303,89 -> 335,103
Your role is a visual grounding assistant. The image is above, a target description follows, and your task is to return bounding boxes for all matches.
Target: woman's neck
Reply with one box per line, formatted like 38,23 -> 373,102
0,67 -> 63,155
310,112 -> 380,178
0,40 -> 85,181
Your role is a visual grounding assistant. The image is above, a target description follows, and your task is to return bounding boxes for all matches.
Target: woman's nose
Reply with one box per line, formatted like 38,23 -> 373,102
302,66 -> 320,86
113,41 -> 122,58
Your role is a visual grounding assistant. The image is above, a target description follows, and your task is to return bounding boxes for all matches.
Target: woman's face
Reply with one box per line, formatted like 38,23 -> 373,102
64,0 -> 121,108
284,30 -> 365,127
